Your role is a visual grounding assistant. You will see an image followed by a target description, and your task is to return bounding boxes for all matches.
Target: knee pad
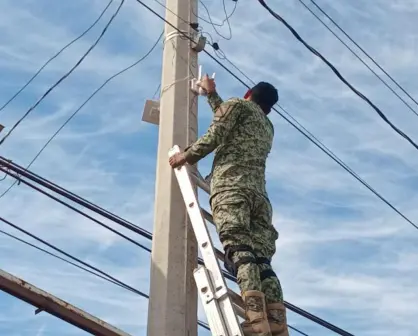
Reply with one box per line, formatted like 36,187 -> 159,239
224,244 -> 256,277
256,257 -> 278,281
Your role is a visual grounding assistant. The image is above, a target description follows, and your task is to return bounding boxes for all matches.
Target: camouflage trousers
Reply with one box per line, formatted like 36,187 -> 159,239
210,189 -> 284,304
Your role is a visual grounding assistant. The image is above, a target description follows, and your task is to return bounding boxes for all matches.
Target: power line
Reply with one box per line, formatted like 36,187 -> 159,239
195,10 -> 418,233
0,158 -> 153,241
193,0 -> 236,40
150,0 -> 192,26
0,158 -> 342,335
0,228 -> 130,288
164,6 -> 418,229
0,0 -> 125,147
211,46 -> 418,231
307,0 -> 418,110
257,0 -> 418,152
0,225 -> 212,332
289,325 -> 310,336
1,3 -> 318,334
0,0 -> 115,114
0,30 -> 163,200
0,165 -> 152,252
0,184 -> 308,335
296,0 -> 418,117
0,215 -> 148,298
196,0 -> 237,28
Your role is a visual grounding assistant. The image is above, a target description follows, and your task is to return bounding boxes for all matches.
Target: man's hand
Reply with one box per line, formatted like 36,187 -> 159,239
197,74 -> 216,95
169,152 -> 187,168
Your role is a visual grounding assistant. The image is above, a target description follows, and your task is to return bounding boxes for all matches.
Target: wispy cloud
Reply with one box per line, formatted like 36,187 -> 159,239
0,0 -> 418,335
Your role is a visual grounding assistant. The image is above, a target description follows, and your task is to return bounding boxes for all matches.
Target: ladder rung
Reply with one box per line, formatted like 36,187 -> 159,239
232,302 -> 245,320
201,208 -> 213,224
170,146 -> 244,335
229,289 -> 245,319
214,248 -> 225,262
190,171 -> 210,194
195,176 -> 246,320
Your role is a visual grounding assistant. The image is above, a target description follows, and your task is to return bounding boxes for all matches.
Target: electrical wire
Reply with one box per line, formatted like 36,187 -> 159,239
152,83 -> 161,99
257,0 -> 418,152
297,0 -> 418,117
0,215 -> 148,298
193,0 -> 236,40
63,1 -> 416,333
0,30 -> 163,200
0,0 -> 125,147
307,0 -> 418,110
0,0 -> 115,114
289,325 -> 310,336
0,159 -> 333,335
0,226 -> 211,332
0,228 -> 129,288
150,0 -> 192,26
131,0 -> 418,233
0,184 -> 307,335
0,157 -> 153,241
0,165 -> 152,252
211,46 -> 418,231
197,0 -> 237,27
214,48 -> 254,86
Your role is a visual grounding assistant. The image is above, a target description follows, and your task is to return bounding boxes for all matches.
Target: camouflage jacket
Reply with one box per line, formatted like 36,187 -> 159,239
184,91 -> 274,197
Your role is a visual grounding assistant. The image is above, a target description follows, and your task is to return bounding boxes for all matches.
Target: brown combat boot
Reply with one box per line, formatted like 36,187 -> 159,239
267,303 -> 289,336
240,290 -> 272,336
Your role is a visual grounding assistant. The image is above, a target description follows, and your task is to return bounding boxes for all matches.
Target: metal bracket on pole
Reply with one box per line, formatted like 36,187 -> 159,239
190,31 -> 207,52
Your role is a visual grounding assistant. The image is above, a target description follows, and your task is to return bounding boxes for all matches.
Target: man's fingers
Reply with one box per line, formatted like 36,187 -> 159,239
169,154 -> 180,168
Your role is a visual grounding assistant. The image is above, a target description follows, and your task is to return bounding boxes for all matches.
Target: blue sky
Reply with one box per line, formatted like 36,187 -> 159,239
1,0 -> 418,335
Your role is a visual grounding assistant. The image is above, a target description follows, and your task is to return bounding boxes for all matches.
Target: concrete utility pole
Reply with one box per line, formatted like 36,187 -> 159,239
0,269 -> 131,336
147,0 -> 199,335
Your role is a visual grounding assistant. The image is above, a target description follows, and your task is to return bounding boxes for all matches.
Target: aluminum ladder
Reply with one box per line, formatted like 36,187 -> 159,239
169,145 -> 245,336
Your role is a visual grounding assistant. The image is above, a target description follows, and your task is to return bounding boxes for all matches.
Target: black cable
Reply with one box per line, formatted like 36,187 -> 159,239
193,0 -> 236,40
0,215 -> 148,298
297,0 -> 418,117
150,0 -> 192,26
1,159 -> 325,335
0,197 -> 305,335
0,166 -> 152,252
0,226 -> 211,331
0,30 -> 163,200
307,0 -> 418,110
0,228 -> 128,288
131,1 -> 413,332
0,6 -> 404,332
0,0 -> 125,147
152,83 -> 161,99
257,0 -> 418,152
210,46 -> 418,231
289,325 -> 310,336
0,157 -> 153,240
196,0 -> 237,27
197,321 -> 210,331
215,48 -> 255,86
0,0 -> 114,115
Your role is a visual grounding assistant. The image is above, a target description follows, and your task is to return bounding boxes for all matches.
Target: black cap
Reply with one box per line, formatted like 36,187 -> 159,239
250,82 -> 279,113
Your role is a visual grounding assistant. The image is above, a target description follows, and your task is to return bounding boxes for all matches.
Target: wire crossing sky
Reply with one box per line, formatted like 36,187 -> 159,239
0,1 -> 418,335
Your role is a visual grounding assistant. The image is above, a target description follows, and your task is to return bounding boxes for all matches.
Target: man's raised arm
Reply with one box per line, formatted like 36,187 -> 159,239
183,99 -> 241,165
207,91 -> 223,113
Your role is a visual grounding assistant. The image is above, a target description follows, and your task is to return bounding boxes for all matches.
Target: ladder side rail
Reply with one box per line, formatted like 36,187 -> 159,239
194,266 -> 230,335
169,145 -> 243,336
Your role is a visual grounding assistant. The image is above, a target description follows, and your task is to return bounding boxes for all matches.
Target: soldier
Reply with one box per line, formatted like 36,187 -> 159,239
169,75 -> 289,336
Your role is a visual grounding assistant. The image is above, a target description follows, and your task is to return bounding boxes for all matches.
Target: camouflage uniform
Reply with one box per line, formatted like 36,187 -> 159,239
184,91 -> 283,304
